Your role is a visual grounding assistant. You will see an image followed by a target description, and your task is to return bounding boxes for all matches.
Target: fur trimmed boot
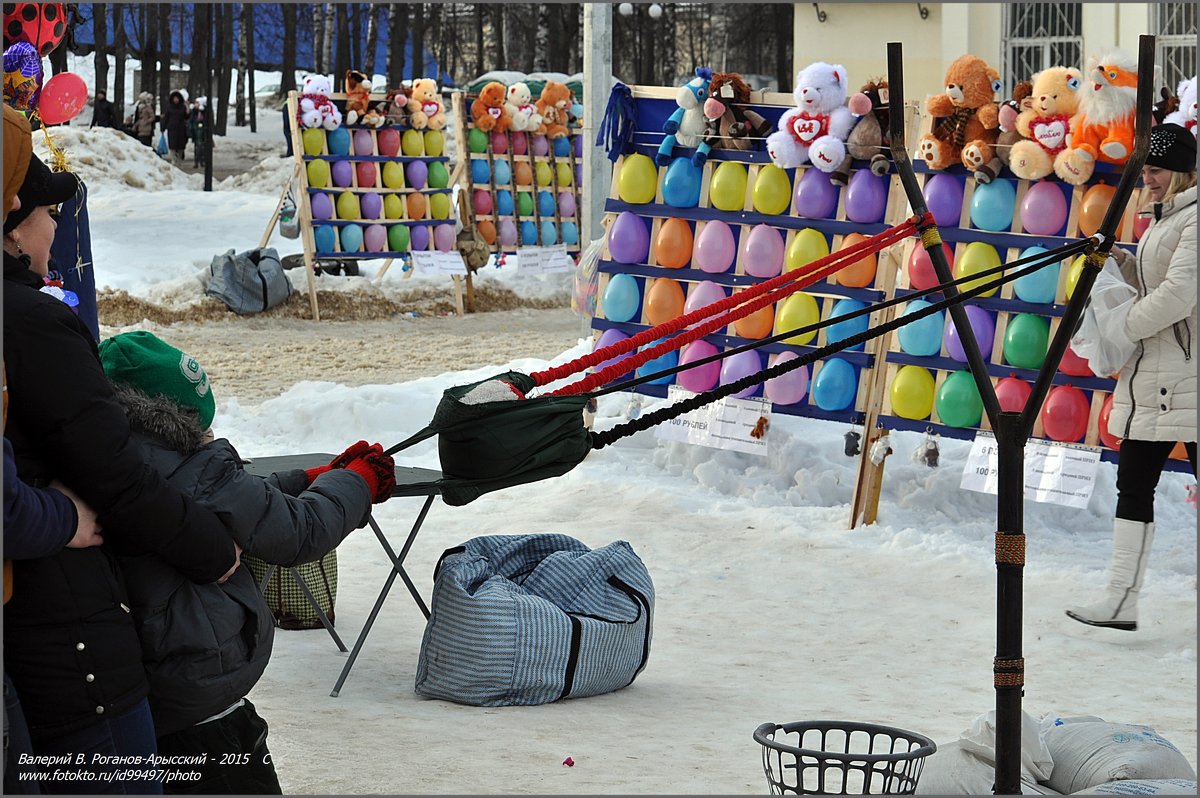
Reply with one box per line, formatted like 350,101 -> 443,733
1065,518 -> 1155,631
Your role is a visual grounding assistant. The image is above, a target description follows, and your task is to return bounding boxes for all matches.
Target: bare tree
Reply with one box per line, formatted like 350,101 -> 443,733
281,3 -> 298,94
660,4 -> 678,86
364,4 -> 379,79
189,3 -> 210,99
533,4 -> 551,72
411,4 -> 425,78
321,3 -> 335,76
247,3 -> 257,132
774,4 -> 792,91
333,3 -> 349,86
348,3 -> 360,72
236,2 -> 249,126
157,3 -> 170,108
112,3 -> 127,115
141,4 -> 158,93
216,3 -> 235,135
387,4 -> 408,86
490,4 -> 505,70
94,4 -> 109,95
311,5 -> 324,73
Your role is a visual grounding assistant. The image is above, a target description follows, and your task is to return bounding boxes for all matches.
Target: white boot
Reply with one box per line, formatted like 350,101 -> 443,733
1066,518 -> 1154,631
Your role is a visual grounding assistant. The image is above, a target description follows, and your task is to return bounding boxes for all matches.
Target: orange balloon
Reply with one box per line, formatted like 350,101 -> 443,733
1078,182 -> 1115,237
644,277 -> 685,325
733,302 -> 774,339
835,233 -> 878,288
406,192 -> 428,219
514,162 -> 534,187
654,218 -> 693,269
477,220 -> 497,245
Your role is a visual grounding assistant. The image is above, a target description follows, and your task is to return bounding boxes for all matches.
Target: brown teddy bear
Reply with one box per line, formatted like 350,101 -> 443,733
701,72 -> 771,153
835,78 -> 893,183
536,81 -> 574,139
917,54 -> 1002,171
471,81 -> 511,133
382,88 -> 408,127
1008,68 -> 1083,181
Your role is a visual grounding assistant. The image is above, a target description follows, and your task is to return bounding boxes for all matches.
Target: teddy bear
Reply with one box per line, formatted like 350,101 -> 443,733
381,88 -> 408,127
975,79 -> 1034,182
536,81 -> 574,139
701,72 -> 771,156
1054,52 -> 1138,185
1165,75 -> 1197,135
766,61 -> 854,172
916,54 -> 1002,172
654,67 -> 714,166
407,78 -> 446,130
343,69 -> 372,126
471,81 -> 511,133
504,82 -> 542,132
1006,68 -> 1083,181
834,78 -> 893,183
297,74 -> 342,131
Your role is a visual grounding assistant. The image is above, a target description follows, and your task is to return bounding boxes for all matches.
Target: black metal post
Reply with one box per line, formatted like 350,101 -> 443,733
204,14 -> 215,192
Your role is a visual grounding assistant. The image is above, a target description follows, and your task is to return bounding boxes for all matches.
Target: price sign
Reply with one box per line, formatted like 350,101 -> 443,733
516,245 -> 576,274
411,250 -> 467,275
961,431 -> 1101,509
653,386 -> 770,456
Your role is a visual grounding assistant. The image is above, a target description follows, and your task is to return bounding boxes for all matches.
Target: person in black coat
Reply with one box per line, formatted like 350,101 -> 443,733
89,89 -> 118,129
162,89 -> 190,166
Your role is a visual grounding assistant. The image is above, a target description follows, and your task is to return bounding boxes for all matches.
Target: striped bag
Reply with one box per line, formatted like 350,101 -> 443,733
415,534 -> 654,707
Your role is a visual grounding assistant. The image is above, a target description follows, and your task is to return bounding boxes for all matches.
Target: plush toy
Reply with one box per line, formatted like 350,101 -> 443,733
916,54 -> 1002,172
536,81 -> 574,139
982,79 -> 1034,181
569,100 -> 584,128
344,69 -> 370,126
766,61 -> 854,172
1054,52 -> 1138,185
1007,69 -> 1082,181
1164,75 -> 1197,135
407,78 -> 446,130
471,81 -> 511,133
504,82 -> 542,132
297,74 -> 342,131
701,72 -> 771,156
656,68 -> 714,166
381,88 -> 408,127
836,78 -> 893,183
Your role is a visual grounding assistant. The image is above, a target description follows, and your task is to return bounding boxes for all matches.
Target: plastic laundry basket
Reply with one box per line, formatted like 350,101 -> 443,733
754,721 -> 936,795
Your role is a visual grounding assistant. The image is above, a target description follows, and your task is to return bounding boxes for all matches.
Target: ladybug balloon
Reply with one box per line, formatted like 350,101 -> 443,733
4,3 -> 67,57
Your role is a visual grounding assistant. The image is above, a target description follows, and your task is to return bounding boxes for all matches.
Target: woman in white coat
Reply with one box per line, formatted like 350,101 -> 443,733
1067,123 -> 1196,632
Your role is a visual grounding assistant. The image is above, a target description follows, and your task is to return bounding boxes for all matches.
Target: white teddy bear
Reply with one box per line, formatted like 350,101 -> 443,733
1165,75 -> 1197,136
766,62 -> 855,172
297,74 -> 342,131
504,82 -> 542,132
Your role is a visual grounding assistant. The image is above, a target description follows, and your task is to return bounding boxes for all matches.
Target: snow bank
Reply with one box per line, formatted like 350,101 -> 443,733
35,126 -> 202,192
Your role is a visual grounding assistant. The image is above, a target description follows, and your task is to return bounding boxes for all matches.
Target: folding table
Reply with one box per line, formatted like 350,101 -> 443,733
243,453 -> 443,697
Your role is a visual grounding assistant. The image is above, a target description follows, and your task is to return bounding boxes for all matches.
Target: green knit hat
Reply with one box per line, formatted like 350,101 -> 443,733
98,331 -> 216,429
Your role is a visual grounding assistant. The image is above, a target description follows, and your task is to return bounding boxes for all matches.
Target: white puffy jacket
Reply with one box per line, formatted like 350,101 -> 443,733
1111,186 -> 1197,443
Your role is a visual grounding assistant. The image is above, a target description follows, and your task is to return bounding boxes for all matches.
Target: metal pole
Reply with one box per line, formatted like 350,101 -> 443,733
581,3 -> 612,248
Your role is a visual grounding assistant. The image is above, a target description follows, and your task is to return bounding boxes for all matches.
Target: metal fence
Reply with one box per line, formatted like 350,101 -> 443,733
1000,3 -> 1083,97
1153,2 -> 1197,92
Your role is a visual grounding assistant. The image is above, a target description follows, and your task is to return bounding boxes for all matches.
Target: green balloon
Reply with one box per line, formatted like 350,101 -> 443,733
387,223 -> 411,252
1003,313 -> 1050,370
517,191 -> 534,216
935,370 -> 983,428
468,128 -> 488,153
428,161 -> 450,188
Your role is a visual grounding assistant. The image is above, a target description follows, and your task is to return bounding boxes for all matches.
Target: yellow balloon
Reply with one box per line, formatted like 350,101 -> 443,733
301,128 -> 326,156
774,292 -> 820,346
535,162 -> 554,187
1064,255 -> 1085,299
383,194 -> 405,219
890,365 -> 936,420
709,161 -> 747,212
401,129 -> 425,157
555,162 -> 574,187
423,130 -> 445,156
381,162 -> 405,189
956,242 -> 1002,298
336,190 -> 361,220
785,229 -> 831,274
752,164 -> 792,215
430,193 -> 451,219
306,159 -> 331,188
616,153 -> 658,204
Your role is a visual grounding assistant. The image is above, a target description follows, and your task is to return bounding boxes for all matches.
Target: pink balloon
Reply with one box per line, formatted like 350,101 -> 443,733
741,224 -> 785,278
473,189 -> 493,215
364,223 -> 388,252
719,349 -> 763,399
434,223 -> 456,252
353,129 -> 374,156
490,131 -> 509,154
1020,181 -> 1068,236
944,305 -> 995,363
38,71 -> 87,125
511,132 -> 528,155
793,167 -> 839,219
593,328 -> 632,373
677,340 -> 721,393
908,242 -> 955,291
764,351 -> 808,405
531,135 -> 550,156
498,219 -> 518,246
557,191 -> 577,217
693,220 -> 736,273
995,376 -> 1031,413
683,280 -> 727,317
844,169 -> 887,223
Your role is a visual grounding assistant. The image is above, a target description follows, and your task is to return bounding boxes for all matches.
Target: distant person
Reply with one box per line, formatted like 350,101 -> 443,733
281,104 -> 293,157
89,88 -> 117,129
189,96 -> 209,169
162,89 -> 190,166
131,90 -> 156,146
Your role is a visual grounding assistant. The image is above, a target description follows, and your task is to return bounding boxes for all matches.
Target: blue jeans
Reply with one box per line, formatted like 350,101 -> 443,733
28,698 -> 162,795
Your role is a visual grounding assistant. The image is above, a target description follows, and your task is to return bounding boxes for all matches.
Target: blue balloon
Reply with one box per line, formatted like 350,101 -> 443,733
493,159 -> 513,186
314,225 -> 337,253
1012,246 -> 1058,305
637,338 -> 678,386
896,299 -> 945,356
539,220 -> 558,245
339,223 -> 364,253
970,178 -> 1016,232
326,127 -> 351,156
811,357 -> 858,411
520,220 -> 538,245
561,221 -> 580,245
825,299 -> 869,352
495,189 -> 514,216
470,159 -> 491,184
537,191 -> 556,216
602,273 -> 641,322
662,156 -> 701,208
553,136 -> 571,157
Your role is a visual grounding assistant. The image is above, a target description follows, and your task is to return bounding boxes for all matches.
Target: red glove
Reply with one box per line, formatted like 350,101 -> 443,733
344,444 -> 397,503
329,440 -> 373,470
304,464 -> 332,484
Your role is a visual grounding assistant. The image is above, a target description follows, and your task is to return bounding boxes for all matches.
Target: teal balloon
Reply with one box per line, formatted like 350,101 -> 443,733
539,220 -> 558,245
561,221 -> 579,245
662,156 -> 701,208
970,178 -> 1016,232
495,190 -> 514,216
470,159 -> 490,184
520,220 -> 538,245
537,191 -> 556,216
339,223 -> 364,253
637,338 -> 678,385
825,299 -> 869,352
493,159 -> 512,185
811,358 -> 858,411
1012,246 -> 1058,305
326,127 -> 351,156
314,225 -> 337,253
603,274 -> 641,322
897,299 -> 944,356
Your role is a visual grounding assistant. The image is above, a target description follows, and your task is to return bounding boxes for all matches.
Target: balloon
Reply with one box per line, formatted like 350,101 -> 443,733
682,280 -> 726,317
531,135 -> 550,157
514,161 -> 533,186
470,159 -> 490,185
561,222 -> 579,245
520,220 -> 538,245
922,173 -> 964,227
764,352 -> 809,405
428,161 -> 450,189
618,154 -> 658,204
307,160 -> 331,188
1019,181 -> 1068,236
752,164 -> 792,215
352,129 -> 374,156
1059,342 -> 1094,377
314,225 -> 337,252
793,166 -> 839,218
826,298 -> 869,351
593,328 -> 632,374
406,192 -> 427,219
1132,213 -> 1150,241
741,224 -> 785,279
944,305 -> 996,363
890,365 -> 935,420
785,228 -> 829,273
4,3 -> 66,57
995,375 -> 1032,413
693,220 -> 736,273
376,129 -> 400,157
1098,393 -> 1121,449
662,156 -> 702,208
654,218 -> 693,269
497,219 -> 518,247
1064,255 -> 1085,299
328,126 -> 352,155
1003,313 -> 1050,369
382,161 -> 405,189
434,223 -> 456,252
477,220 -> 497,245
336,190 -> 361,220
719,349 -> 764,399
907,242 -> 955,291
608,212 -> 650,264
387,223 -> 411,252
811,358 -> 857,411
360,192 -> 383,220
383,194 -> 404,219
401,129 -> 424,156
834,233 -> 877,288
556,162 -> 574,187
1079,182 -> 1115,237
339,223 -> 364,253
637,339 -> 679,386
511,132 -> 528,155
534,162 -> 553,187
574,134 -> 584,157
355,161 -> 378,188
775,292 -> 820,346
364,223 -> 388,253
709,161 -> 748,212
301,127 -> 326,156
677,340 -> 721,393
936,370 -> 984,428
468,127 -> 489,153
1012,246 -> 1058,304
517,191 -> 534,217
956,241 -> 1002,298
537,191 -> 555,217
492,159 -> 511,186
733,301 -> 774,340
553,136 -> 571,158
495,190 -> 514,216
969,177 -> 1016,232
490,131 -> 509,154
310,192 -> 334,221
602,274 -> 641,322
558,191 -> 577,217
1041,385 -> 1090,442
410,224 -> 431,252
331,160 -> 354,188
473,190 -> 494,215
897,300 -> 944,356
844,168 -> 888,223
3,41 -> 42,111
539,220 -> 558,245
430,193 -> 451,219
424,130 -> 445,156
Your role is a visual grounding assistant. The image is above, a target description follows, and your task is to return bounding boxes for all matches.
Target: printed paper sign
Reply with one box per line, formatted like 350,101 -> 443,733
412,250 -> 467,275
961,431 -> 1101,509
653,386 -> 771,456
516,245 -> 576,275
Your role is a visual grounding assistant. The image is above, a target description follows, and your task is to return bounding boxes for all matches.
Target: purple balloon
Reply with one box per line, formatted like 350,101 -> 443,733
410,224 -> 431,252
433,223 -> 455,252
923,173 -> 964,227
406,161 -> 429,190
794,167 -> 839,219
573,134 -> 583,158
720,349 -> 763,399
677,340 -> 721,393
557,191 -> 577,217
364,223 -> 388,252
575,162 -> 583,185
1020,181 -> 1069,236
764,352 -> 809,405
593,328 -> 632,373
531,136 -> 550,156
311,192 -> 334,220
360,192 -> 383,220
498,219 -> 518,247
944,304 -> 995,362
353,129 -> 374,156
608,211 -> 650,264
844,169 -> 887,223
331,160 -> 354,187
741,224 -> 785,278
683,280 -> 727,316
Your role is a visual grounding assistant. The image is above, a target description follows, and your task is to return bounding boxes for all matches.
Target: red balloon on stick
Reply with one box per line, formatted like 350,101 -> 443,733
38,71 -> 87,125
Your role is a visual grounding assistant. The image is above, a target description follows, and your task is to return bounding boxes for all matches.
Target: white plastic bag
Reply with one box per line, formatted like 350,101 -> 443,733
1070,256 -> 1138,377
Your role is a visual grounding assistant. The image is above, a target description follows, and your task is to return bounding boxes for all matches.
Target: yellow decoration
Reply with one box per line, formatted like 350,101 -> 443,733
785,229 -> 830,273
616,153 -> 658,204
956,241 -> 1002,298
890,365 -> 936,420
752,165 -> 791,215
708,161 -> 748,211
774,292 -> 820,346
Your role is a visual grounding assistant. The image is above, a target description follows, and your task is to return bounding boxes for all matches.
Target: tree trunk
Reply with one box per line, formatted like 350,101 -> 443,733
322,4 -> 335,77
533,4 -> 550,72
157,3 -> 170,107
333,3 -> 349,87
189,3 -> 209,98
364,4 -> 379,79
387,4 -> 407,86
473,4 -> 484,77
112,4 -> 126,116
236,2 -> 248,126
660,4 -> 677,86
247,4 -> 256,132
216,3 -> 234,135
311,5 -> 323,73
490,4 -> 505,71
411,4 -> 425,78
348,3 -> 360,73
281,2 -> 297,94
141,4 -> 157,93
94,4 -> 109,95
774,4 -> 792,92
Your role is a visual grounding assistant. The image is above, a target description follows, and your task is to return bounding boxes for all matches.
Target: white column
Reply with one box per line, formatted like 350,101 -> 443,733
582,3 -> 613,248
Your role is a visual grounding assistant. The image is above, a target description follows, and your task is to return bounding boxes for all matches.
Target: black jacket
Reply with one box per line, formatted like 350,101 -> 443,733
3,437 -> 75,560
162,92 -> 189,151
112,386 -> 371,735
90,98 -> 117,129
2,253 -> 237,739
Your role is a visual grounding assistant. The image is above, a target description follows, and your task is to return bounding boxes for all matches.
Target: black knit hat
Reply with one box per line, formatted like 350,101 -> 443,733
1145,123 -> 1198,173
4,153 -> 79,233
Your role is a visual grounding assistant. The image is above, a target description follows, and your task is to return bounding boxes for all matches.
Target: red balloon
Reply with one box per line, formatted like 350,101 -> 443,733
907,242 -> 955,291
1132,212 -> 1150,241
995,376 -> 1031,413
4,3 -> 66,57
1041,385 -> 1090,442
1058,342 -> 1095,378
1098,393 -> 1121,449
38,71 -> 87,124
